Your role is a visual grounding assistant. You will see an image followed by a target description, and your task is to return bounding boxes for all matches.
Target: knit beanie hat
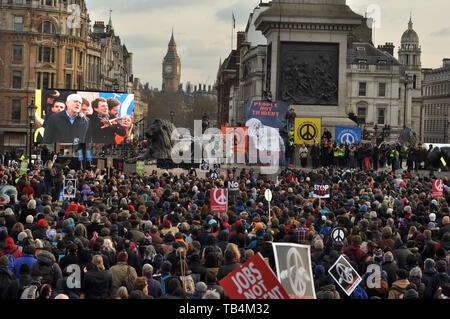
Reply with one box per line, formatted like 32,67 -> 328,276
26,215 -> 34,224
352,235 -> 362,245
18,231 -> 28,243
0,255 -> 9,267
117,251 -> 128,262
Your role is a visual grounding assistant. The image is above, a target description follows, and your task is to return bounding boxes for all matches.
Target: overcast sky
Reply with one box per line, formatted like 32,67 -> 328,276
85,0 -> 450,90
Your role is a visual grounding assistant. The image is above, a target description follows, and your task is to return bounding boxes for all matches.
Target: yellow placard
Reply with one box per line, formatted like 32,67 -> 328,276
442,157 -> 447,167
294,118 -> 322,145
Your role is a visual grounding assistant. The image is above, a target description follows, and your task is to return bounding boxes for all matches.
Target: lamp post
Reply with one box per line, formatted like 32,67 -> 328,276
113,79 -> 120,92
27,99 -> 38,160
170,110 -> 175,124
383,125 -> 391,141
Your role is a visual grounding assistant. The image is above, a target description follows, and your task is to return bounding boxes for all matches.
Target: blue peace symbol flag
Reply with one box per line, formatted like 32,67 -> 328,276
335,126 -> 361,146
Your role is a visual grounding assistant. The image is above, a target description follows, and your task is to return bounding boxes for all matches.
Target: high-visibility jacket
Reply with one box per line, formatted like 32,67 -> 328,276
390,149 -> 399,158
289,131 -> 295,146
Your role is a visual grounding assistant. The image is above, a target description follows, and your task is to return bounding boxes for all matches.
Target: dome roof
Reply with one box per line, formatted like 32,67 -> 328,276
401,18 -> 419,44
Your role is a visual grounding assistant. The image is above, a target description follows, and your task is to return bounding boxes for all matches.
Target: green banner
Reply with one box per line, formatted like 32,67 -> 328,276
19,161 -> 28,176
136,161 -> 145,174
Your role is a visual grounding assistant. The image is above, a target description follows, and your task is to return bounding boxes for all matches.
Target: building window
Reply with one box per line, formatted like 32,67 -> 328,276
357,107 -> 367,124
378,108 -> 385,125
12,100 -> 21,121
38,21 -> 55,34
36,72 -> 41,89
14,16 -> 23,31
42,0 -> 53,5
66,49 -> 72,65
379,83 -> 386,97
38,46 -> 55,63
78,52 -> 83,66
42,72 -> 49,89
13,45 -> 23,62
12,71 -> 22,89
65,74 -> 72,89
359,82 -> 367,96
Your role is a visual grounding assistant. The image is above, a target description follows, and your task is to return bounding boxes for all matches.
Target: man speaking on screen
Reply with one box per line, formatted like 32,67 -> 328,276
42,94 -> 89,144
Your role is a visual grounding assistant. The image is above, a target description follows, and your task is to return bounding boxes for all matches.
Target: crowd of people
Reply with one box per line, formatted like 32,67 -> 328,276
0,155 -> 449,300
288,133 -> 443,173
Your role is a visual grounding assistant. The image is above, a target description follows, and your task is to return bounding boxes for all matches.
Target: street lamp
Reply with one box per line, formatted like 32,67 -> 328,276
27,99 -> 38,159
383,125 -> 391,140
113,79 -> 120,92
170,110 -> 175,123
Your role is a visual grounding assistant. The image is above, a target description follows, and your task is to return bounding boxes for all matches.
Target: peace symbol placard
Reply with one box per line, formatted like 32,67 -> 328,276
294,118 -> 321,145
328,255 -> 362,296
210,189 -> 228,213
330,227 -> 346,244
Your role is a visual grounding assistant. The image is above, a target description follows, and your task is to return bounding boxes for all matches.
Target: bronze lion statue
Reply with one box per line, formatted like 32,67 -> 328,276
144,119 -> 177,160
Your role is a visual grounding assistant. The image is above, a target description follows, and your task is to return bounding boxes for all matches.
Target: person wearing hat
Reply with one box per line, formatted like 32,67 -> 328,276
13,245 -> 37,279
142,263 -> 162,298
316,275 -> 341,299
32,217 -> 48,240
109,251 -> 138,294
342,235 -> 366,267
0,255 -> 19,299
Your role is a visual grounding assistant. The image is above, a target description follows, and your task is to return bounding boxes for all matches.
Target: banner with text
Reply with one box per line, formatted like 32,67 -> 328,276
219,253 -> 290,299
335,126 -> 361,146
246,100 -> 289,163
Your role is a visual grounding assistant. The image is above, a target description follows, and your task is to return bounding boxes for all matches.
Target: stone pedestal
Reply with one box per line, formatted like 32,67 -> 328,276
255,0 -> 365,131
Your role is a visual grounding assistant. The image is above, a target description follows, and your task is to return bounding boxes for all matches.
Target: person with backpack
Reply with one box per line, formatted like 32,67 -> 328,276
29,248 -> 62,289
0,237 -> 23,274
13,245 -> 37,279
0,255 -> 19,299
388,269 -> 410,299
109,251 -> 137,295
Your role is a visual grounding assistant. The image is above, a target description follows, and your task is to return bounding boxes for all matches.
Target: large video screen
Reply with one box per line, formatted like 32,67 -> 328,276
34,89 -> 135,145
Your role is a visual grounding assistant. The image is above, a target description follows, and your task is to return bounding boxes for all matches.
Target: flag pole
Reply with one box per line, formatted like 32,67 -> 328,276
231,12 -> 234,52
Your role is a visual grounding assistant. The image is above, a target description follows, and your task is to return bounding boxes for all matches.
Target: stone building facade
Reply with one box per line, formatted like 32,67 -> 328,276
346,42 -> 403,143
0,1 -> 138,154
0,0 -> 90,153
422,59 -> 450,144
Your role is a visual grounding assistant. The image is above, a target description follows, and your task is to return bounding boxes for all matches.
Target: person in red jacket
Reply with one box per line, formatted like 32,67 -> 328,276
0,237 -> 23,260
342,235 -> 366,266
21,181 -> 35,200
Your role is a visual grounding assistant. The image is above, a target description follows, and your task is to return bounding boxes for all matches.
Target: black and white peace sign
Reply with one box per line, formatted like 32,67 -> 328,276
331,227 -> 345,243
65,180 -> 74,195
286,248 -> 311,296
336,263 -> 354,285
210,172 -> 219,180
298,123 -> 317,141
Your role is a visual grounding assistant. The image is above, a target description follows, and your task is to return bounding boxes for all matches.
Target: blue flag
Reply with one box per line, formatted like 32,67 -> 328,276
77,150 -> 83,162
335,126 -> 361,146
86,150 -> 93,162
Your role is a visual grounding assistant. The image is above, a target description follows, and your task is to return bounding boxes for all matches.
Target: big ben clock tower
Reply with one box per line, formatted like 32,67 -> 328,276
162,29 -> 181,93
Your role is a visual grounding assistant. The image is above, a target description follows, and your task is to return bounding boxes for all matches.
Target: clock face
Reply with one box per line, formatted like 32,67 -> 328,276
165,65 -> 173,73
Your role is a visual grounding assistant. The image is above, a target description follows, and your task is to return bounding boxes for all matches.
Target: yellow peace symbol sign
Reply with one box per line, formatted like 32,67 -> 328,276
298,123 -> 317,141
